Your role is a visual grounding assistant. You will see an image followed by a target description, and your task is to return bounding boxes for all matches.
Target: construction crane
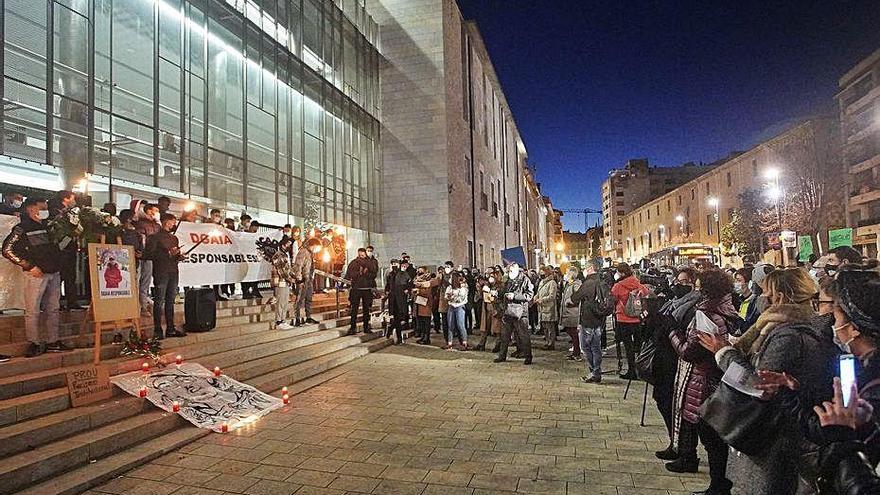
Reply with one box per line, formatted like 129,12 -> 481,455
559,208 -> 603,233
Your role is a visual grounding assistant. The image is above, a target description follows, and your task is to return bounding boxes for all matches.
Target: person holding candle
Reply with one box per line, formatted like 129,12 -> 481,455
144,213 -> 186,339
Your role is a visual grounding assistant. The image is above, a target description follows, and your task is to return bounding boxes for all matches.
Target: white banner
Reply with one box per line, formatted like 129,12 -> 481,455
176,222 -> 281,286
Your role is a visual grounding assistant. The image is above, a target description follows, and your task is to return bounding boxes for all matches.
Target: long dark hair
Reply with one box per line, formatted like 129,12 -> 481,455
451,271 -> 463,289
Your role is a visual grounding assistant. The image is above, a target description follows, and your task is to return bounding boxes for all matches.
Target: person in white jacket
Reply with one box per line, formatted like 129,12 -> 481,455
444,271 -> 469,350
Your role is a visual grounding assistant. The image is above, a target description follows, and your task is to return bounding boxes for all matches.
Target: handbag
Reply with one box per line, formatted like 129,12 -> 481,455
701,379 -> 781,455
635,340 -> 656,384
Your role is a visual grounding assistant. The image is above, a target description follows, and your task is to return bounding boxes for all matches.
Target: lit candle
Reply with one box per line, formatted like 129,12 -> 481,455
172,401 -> 180,412
175,355 -> 182,365
281,386 -> 288,394
221,423 -> 229,433
282,394 -> 290,405
141,362 -> 150,373
213,366 -> 221,377
139,386 -> 147,398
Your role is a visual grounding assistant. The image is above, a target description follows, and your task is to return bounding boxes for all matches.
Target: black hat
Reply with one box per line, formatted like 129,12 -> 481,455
390,258 -> 400,264
837,267 -> 880,336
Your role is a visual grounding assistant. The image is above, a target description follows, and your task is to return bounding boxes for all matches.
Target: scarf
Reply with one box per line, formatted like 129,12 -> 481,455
733,303 -> 815,357
665,289 -> 701,324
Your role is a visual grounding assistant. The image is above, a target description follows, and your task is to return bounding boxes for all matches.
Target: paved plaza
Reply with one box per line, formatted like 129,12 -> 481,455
91,338 -> 708,495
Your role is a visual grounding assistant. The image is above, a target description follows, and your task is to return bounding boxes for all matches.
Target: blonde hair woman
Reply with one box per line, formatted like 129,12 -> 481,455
698,268 -> 838,495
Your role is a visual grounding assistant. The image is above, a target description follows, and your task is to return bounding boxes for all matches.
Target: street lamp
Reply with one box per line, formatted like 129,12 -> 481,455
675,215 -> 685,240
708,197 -> 721,263
659,224 -> 666,245
765,167 -> 783,229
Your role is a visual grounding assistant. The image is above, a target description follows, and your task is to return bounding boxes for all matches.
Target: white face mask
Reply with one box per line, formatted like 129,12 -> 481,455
367,251 -> 374,257
509,267 -> 520,279
38,210 -> 49,220
444,267 -> 452,274
734,282 -> 745,295
488,277 -> 495,284
11,200 -> 22,208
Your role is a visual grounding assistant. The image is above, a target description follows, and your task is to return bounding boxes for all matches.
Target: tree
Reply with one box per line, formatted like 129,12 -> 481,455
721,189 -> 767,259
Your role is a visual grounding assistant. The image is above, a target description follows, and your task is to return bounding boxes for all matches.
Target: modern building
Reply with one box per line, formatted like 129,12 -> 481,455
601,158 -> 718,260
368,0 -> 532,268
618,118 -> 841,265
838,48 -> 880,257
0,0 -> 559,269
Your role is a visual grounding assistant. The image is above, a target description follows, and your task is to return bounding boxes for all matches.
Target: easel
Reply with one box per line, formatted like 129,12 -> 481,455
81,236 -> 142,364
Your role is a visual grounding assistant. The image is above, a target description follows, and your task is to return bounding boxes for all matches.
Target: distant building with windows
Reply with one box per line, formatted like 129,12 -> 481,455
839,48 -> 880,257
601,159 -> 718,260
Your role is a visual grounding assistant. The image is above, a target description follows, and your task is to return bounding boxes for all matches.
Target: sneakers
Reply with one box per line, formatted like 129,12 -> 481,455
46,341 -> 73,353
0,353 -> 11,363
276,321 -> 294,330
25,342 -> 46,357
581,375 -> 601,384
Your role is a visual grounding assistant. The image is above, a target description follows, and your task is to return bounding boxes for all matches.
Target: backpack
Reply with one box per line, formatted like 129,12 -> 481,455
593,281 -> 614,317
624,289 -> 645,318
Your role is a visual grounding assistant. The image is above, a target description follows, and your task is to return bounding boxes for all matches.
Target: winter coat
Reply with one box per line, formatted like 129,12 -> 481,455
344,257 -> 378,290
499,273 -> 534,320
649,290 -> 700,389
384,268 -> 412,317
558,278 -> 582,328
291,247 -> 314,282
445,285 -> 468,308
2,216 -> 62,273
480,282 -> 503,335
535,277 -> 558,323
570,273 -> 607,329
611,275 -> 649,324
438,272 -> 451,312
717,305 -> 839,495
669,293 -> 737,423
413,275 -> 439,317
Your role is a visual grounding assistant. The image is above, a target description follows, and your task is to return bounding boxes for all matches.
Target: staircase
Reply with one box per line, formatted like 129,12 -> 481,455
0,292 -> 388,495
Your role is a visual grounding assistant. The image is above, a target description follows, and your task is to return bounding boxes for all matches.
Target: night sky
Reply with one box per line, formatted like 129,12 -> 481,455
456,1 -> 880,231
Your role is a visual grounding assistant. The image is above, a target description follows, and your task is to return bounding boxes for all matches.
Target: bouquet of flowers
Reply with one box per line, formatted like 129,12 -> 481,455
47,206 -> 123,247
119,329 -> 164,365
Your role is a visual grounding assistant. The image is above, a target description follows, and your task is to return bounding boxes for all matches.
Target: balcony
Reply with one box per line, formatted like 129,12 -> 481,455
850,186 -> 880,206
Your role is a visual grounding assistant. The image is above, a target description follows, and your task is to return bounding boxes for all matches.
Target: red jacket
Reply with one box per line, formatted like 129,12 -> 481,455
611,275 -> 648,324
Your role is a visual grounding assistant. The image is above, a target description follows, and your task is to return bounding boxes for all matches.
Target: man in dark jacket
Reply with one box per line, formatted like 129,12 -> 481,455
494,262 -> 534,365
570,258 -> 608,382
144,213 -> 185,339
2,198 -> 71,356
384,259 -> 412,343
345,247 -> 378,335
134,202 -> 161,314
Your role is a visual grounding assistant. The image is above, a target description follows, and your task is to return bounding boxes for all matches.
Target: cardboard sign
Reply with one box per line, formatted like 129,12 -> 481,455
828,228 -> 853,250
87,243 -> 140,322
780,230 -> 797,248
67,365 -> 112,407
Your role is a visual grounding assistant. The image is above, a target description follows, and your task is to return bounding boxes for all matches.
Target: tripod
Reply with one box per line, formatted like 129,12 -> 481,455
623,377 -> 651,427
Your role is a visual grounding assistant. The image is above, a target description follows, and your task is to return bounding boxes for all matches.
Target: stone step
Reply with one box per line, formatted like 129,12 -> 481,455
0,320 -> 377,457
0,409 -> 185,495
3,334 -> 389,495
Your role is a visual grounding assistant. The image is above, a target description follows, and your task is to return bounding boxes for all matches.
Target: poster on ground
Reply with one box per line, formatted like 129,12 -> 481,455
111,362 -> 283,432
175,222 -> 282,286
828,228 -> 853,250
87,243 -> 139,322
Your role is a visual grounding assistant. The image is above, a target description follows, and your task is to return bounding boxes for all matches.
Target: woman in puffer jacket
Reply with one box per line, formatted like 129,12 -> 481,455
559,266 -> 583,359
667,268 -> 738,495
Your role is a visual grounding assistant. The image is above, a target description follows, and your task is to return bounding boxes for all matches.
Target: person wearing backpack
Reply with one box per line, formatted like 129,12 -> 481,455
571,258 -> 612,383
611,262 -> 649,379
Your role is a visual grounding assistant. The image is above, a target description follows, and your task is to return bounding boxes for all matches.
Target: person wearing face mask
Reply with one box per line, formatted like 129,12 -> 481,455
698,268 -> 837,495
646,267 -> 700,462
476,269 -> 503,352
534,265 -> 559,350
384,259 -> 413,343
494,262 -> 534,365
51,190 -> 83,311
559,266 -> 584,360
412,266 -> 439,344
2,197 -> 71,356
0,192 -> 24,216
760,265 -> 880,495
823,246 -> 863,277
345,248 -> 379,335
437,261 -> 454,337
132,202 -> 161,315
570,258 -> 610,382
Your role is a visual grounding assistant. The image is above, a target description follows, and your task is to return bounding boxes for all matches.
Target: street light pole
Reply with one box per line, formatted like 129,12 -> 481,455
708,197 -> 721,264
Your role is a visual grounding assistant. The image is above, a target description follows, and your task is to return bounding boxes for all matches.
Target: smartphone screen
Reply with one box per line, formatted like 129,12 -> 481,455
839,354 -> 858,406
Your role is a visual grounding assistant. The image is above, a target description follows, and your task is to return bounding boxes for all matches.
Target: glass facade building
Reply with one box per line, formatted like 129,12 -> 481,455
1,0 -> 382,234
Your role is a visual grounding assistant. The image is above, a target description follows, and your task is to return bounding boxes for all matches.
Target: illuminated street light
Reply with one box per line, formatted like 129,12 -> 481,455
555,241 -> 564,252
764,167 -> 780,180
767,186 -> 782,202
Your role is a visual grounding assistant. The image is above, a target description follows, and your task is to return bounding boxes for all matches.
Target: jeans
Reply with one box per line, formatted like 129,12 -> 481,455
349,289 -> 373,331
153,271 -> 179,336
579,325 -> 603,379
274,285 -> 290,322
294,278 -> 313,319
24,272 -> 61,343
498,314 -> 531,359
138,260 -> 153,310
446,305 -> 467,344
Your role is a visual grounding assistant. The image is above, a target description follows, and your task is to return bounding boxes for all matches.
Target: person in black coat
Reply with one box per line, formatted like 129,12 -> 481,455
345,248 -> 378,335
384,259 -> 412,343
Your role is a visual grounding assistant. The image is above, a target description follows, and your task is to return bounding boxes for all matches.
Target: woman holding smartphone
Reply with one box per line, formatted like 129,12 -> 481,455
698,268 -> 838,495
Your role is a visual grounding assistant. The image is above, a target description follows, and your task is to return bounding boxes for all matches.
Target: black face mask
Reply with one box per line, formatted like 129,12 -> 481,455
825,264 -> 839,276
671,284 -> 693,299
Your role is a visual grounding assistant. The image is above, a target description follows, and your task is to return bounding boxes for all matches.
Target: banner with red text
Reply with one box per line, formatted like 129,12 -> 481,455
176,222 -> 281,286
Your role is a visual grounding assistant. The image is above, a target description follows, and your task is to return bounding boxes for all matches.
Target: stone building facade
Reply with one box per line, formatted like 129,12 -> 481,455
838,48 -> 880,257
368,0 -> 539,268
619,118 -> 841,265
602,159 -> 718,260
